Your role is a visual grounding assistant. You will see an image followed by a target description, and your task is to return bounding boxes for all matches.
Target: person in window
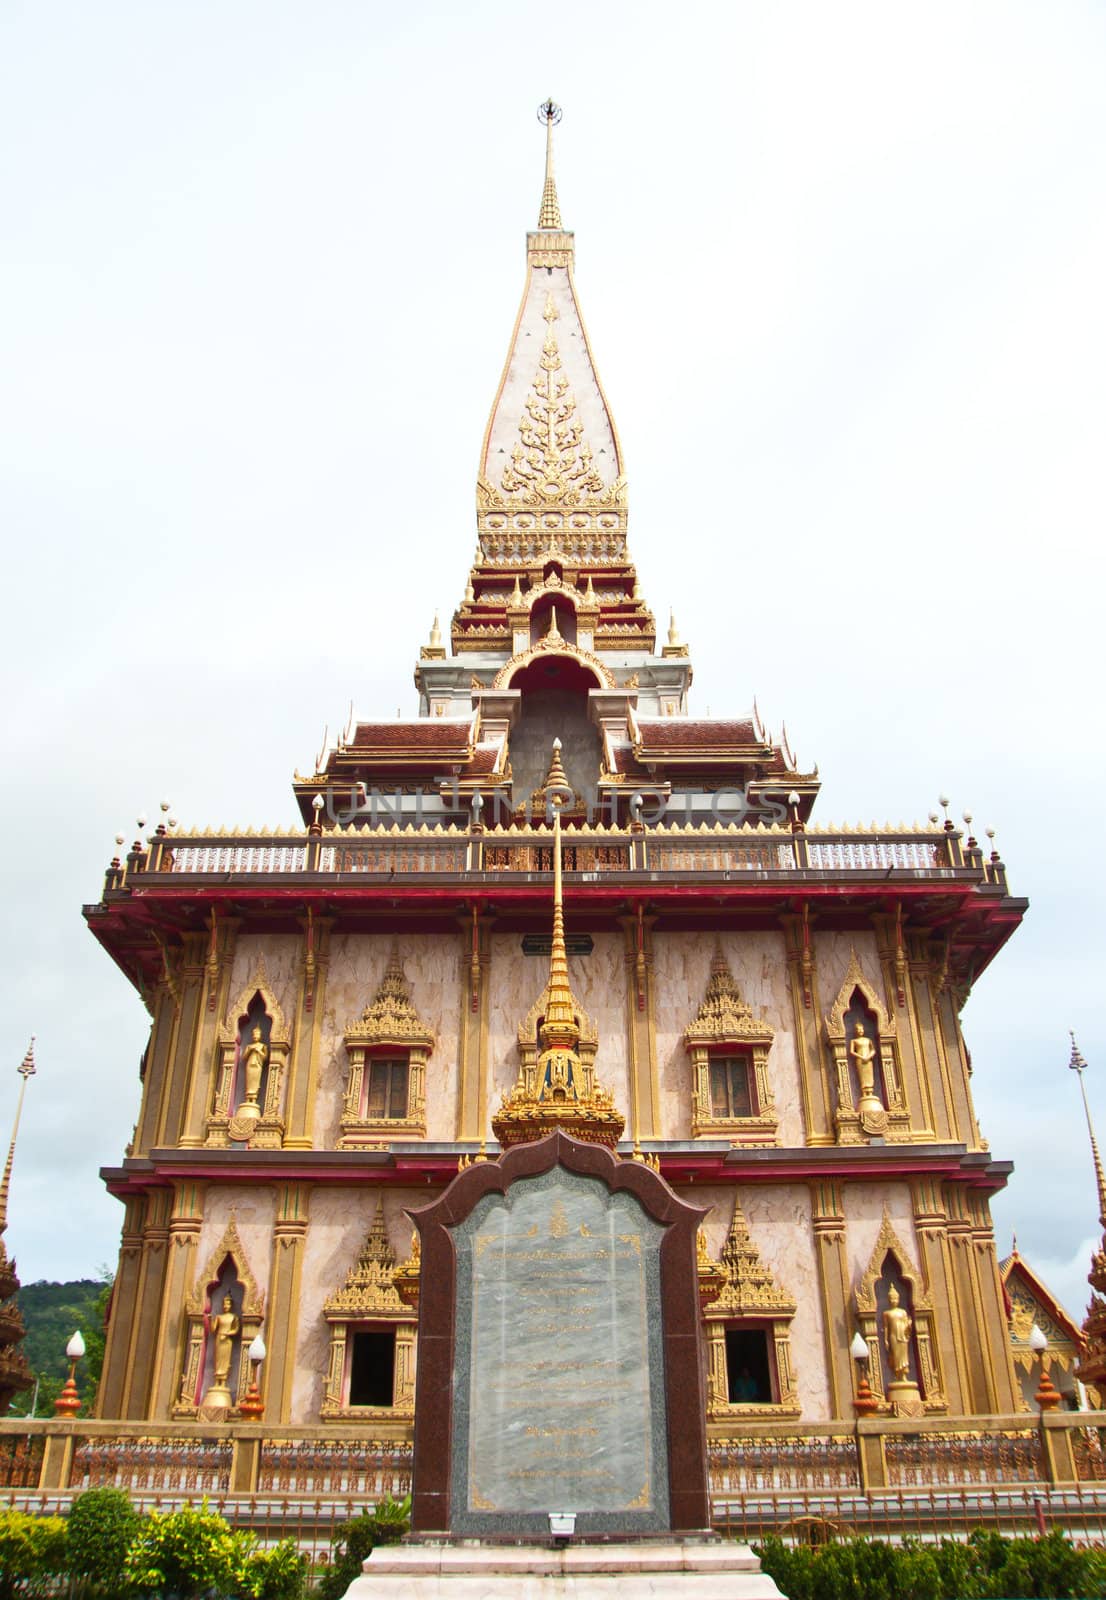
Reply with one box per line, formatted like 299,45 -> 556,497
732,1366 -> 760,1402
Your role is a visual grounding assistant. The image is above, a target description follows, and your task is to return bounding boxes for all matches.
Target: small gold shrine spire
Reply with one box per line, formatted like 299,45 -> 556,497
543,753 -> 578,1039
537,98 -> 563,230
0,1041 -> 35,1238
492,743 -> 624,1149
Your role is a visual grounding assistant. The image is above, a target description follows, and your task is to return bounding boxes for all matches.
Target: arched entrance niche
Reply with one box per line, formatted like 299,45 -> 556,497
505,654 -> 603,811
529,593 -> 578,647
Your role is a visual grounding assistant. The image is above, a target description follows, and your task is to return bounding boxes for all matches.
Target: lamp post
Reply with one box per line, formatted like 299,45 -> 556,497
851,1330 -> 879,1416
1029,1323 -> 1061,1411
238,1333 -> 266,1420
54,1330 -> 85,1417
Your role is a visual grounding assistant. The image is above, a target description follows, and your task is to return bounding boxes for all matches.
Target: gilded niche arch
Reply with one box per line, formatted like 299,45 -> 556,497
853,1210 -> 946,1415
320,1196 -> 418,1420
205,962 -> 292,1150
824,951 -> 910,1144
339,950 -> 434,1145
699,1192 -> 800,1419
684,950 -> 777,1144
492,629 -> 615,692
173,1216 -> 265,1420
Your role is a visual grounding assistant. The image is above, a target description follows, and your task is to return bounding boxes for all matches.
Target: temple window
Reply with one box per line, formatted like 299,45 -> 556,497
710,1056 -> 755,1121
321,1198 -> 418,1421
339,952 -> 432,1146
348,1327 -> 398,1408
699,1195 -> 800,1419
724,1326 -> 776,1405
365,1059 -> 410,1122
684,951 -> 777,1144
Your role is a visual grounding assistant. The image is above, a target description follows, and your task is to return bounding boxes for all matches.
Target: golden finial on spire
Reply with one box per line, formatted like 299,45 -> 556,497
537,99 -> 563,231
0,1040 -> 36,1238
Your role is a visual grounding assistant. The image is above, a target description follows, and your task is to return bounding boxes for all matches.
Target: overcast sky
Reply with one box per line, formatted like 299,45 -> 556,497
1,3 -> 1103,1333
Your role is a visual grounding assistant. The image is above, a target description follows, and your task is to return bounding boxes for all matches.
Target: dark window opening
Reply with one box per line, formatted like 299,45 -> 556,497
349,1329 -> 396,1407
710,1056 -> 754,1120
367,1059 -> 409,1120
725,1327 -> 774,1404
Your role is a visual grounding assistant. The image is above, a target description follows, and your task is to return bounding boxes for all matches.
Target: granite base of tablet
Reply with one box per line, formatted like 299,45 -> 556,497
342,1539 -> 786,1597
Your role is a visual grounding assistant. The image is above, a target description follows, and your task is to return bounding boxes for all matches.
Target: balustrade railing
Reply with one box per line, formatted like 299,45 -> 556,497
258,1438 -> 412,1497
885,1429 -> 1044,1487
70,1434 -> 232,1493
107,821 -> 996,890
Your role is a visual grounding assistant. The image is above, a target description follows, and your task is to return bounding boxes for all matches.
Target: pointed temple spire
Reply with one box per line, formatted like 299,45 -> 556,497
1070,1032 -> 1106,1228
0,1041 -> 35,1238
493,743 -> 624,1149
537,98 -> 563,230
1071,1035 -> 1106,1393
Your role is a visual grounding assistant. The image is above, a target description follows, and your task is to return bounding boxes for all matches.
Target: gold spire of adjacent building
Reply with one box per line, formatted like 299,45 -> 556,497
493,745 -> 624,1149
1070,1032 -> 1106,1228
0,1041 -> 35,1239
537,98 -> 563,230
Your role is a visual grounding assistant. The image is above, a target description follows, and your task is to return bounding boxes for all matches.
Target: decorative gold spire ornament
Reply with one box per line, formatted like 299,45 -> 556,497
493,744 -> 624,1149
537,99 -> 563,230
0,1041 -> 35,1240
0,1040 -> 35,1414
1072,1036 -> 1106,1392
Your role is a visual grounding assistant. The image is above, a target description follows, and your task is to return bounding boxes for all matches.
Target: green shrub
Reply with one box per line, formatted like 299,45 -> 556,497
122,1499 -> 251,1597
366,1491 -> 411,1546
0,1508 -> 68,1600
755,1528 -> 1106,1600
314,1509 -> 381,1600
239,1537 -> 306,1600
66,1485 -> 141,1593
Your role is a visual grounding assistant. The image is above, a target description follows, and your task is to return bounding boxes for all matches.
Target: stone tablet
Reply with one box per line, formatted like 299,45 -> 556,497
450,1166 -> 668,1534
407,1131 -> 711,1538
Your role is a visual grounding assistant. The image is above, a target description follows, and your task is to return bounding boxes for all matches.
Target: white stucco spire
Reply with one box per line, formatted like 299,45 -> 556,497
477,103 -> 625,505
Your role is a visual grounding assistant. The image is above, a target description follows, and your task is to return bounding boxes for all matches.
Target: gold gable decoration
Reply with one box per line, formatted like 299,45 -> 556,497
853,1209 -> 946,1416
702,1193 -> 799,1420
321,1196 -> 417,1421
684,950 -> 778,1144
345,952 -> 434,1049
173,1217 -> 265,1421
483,296 -> 626,512
323,1197 -> 410,1321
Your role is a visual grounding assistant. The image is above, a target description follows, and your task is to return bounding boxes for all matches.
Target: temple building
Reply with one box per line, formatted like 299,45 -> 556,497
88,106 -> 1029,1434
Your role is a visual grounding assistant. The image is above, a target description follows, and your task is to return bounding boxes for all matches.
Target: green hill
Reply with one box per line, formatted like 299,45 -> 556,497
12,1277 -> 110,1415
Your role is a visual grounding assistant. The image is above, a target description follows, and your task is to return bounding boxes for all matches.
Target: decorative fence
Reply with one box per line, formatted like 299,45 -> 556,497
110,822 -> 1002,890
4,1417 -> 1106,1558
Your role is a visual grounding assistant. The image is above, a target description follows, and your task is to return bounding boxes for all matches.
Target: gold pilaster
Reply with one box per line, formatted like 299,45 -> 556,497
968,1189 -> 1020,1412
945,1183 -> 998,1412
265,1183 -> 311,1423
285,920 -> 332,1148
782,914 -> 832,1144
909,1177 -> 968,1413
120,1187 -> 173,1417
457,910 -> 492,1140
809,1179 -> 851,1417
149,1181 -> 207,1418
621,912 -> 659,1140
96,1198 -> 145,1419
133,988 -> 178,1157
153,934 -> 208,1149
180,917 -> 241,1147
